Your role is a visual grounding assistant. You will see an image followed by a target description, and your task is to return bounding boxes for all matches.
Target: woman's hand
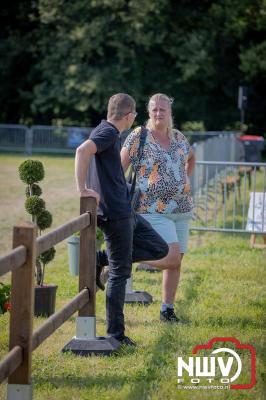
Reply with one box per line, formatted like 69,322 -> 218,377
183,177 -> 191,193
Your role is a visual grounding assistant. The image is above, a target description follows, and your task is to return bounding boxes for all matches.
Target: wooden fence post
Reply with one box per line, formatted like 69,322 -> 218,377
79,197 -> 96,316
61,198 -> 120,355
77,197 -> 96,338
7,222 -> 37,400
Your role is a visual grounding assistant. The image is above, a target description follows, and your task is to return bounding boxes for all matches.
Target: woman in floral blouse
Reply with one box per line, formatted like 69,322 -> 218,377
121,93 -> 195,322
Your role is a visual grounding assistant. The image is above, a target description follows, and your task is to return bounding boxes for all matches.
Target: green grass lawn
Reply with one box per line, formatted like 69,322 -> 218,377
0,154 -> 265,400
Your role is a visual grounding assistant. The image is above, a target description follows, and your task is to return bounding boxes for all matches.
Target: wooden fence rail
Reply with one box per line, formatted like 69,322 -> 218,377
0,246 -> 27,277
0,197 -> 96,399
37,212 -> 91,255
0,347 -> 23,384
32,288 -> 90,351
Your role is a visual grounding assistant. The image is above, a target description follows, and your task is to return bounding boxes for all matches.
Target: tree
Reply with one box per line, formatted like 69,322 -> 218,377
0,0 -> 265,135
0,1 -> 39,124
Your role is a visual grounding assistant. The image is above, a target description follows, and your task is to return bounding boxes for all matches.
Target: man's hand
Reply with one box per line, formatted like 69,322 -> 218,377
80,188 -> 100,205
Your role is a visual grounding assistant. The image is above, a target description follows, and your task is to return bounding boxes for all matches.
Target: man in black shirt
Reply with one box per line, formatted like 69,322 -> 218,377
75,93 -> 175,345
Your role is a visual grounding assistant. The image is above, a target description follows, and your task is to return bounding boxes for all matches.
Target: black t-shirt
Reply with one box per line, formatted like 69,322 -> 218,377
87,120 -> 131,220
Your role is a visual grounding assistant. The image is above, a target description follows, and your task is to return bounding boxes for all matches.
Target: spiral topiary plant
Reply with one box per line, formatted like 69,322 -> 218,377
19,159 -> 56,286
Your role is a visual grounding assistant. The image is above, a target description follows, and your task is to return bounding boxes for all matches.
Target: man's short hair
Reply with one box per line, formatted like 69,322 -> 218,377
107,93 -> 136,121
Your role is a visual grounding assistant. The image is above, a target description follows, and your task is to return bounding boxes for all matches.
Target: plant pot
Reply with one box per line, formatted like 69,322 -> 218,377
34,284 -> 57,317
67,236 -> 104,277
67,235 -> 80,276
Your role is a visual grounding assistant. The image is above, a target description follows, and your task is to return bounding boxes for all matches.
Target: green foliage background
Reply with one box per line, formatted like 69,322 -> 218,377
1,0 -> 265,134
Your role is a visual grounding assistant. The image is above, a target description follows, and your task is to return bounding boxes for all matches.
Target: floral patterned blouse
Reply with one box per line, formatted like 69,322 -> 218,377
123,127 -> 193,214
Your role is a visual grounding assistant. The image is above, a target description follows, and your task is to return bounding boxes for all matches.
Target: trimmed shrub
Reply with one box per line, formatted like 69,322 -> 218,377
25,183 -> 42,197
36,210 -> 53,230
25,196 -> 45,216
19,160 -> 44,184
18,159 -> 56,286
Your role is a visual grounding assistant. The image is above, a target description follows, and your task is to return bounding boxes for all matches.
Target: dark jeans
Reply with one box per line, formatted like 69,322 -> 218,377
97,212 -> 168,339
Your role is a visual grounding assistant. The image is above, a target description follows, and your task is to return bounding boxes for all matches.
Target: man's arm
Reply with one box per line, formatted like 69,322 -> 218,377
75,139 -> 100,203
120,147 -> 131,173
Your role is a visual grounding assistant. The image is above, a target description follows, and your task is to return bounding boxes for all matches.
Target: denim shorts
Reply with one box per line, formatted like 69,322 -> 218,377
140,212 -> 193,253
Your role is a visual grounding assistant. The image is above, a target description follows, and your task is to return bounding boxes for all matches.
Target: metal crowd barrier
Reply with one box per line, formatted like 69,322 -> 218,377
191,161 -> 266,236
0,124 -> 93,154
0,124 -> 239,156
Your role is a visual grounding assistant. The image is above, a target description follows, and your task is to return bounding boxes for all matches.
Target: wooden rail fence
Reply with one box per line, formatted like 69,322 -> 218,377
0,197 -> 97,398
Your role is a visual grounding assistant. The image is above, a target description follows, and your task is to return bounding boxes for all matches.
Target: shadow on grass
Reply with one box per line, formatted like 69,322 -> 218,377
32,269 -> 204,397
178,269 -> 207,319
125,324 -> 183,400
33,264 -> 263,399
123,270 -> 211,398
33,326 -> 178,399
194,316 -> 264,329
33,372 -> 129,390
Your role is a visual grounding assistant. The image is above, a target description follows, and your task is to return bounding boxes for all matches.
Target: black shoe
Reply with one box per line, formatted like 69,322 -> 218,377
116,336 -> 136,347
96,251 -> 105,291
160,308 -> 180,323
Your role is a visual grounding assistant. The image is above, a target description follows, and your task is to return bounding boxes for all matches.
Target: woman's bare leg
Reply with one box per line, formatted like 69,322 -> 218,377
144,243 -> 180,270
162,252 -> 184,304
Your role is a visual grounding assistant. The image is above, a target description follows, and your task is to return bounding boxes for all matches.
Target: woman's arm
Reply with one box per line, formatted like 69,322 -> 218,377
186,148 -> 196,176
120,147 -> 131,173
